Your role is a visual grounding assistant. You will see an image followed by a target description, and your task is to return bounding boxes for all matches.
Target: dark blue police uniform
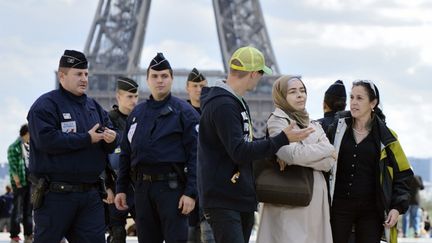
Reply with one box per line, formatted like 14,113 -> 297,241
27,85 -> 117,243
107,105 -> 135,243
116,93 -> 199,243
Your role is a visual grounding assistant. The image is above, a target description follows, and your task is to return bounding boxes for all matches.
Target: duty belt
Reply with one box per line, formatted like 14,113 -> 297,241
135,172 -> 178,182
49,182 -> 99,193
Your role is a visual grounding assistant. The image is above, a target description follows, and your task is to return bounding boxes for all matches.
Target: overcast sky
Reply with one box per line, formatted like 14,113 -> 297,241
0,0 -> 431,162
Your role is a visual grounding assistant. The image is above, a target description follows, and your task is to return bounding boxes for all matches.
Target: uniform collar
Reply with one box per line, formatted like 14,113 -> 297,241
59,84 -> 87,104
148,93 -> 171,108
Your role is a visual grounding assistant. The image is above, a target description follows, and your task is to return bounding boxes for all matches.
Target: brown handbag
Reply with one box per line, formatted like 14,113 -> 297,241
254,156 -> 314,206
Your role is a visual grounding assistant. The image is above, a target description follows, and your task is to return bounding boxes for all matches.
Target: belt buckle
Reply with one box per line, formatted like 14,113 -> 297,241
143,174 -> 152,182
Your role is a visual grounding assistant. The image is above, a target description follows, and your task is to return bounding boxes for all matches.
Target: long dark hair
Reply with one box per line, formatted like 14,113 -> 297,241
352,80 -> 386,122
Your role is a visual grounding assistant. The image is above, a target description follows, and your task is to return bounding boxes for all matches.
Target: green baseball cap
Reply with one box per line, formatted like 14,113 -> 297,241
229,46 -> 273,75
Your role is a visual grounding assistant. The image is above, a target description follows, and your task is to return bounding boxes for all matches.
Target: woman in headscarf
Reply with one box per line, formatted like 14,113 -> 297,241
256,75 -> 335,243
327,80 -> 413,243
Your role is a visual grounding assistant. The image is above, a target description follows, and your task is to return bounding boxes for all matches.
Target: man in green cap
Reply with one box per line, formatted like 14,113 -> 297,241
197,46 -> 314,243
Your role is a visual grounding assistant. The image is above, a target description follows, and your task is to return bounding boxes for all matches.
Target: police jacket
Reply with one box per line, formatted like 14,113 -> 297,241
327,111 -> 413,243
317,111 -> 337,134
197,80 -> 289,212
116,93 -> 199,198
109,105 -> 128,133
107,106 -> 128,172
27,85 -> 118,183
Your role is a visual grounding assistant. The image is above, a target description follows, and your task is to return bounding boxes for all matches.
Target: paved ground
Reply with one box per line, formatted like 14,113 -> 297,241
0,232 -> 431,242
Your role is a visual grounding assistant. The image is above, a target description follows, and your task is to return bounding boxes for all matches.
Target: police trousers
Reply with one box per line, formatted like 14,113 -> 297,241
33,189 -> 105,243
134,179 -> 188,243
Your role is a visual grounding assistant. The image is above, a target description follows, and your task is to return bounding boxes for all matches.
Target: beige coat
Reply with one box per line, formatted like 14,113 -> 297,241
256,108 -> 336,243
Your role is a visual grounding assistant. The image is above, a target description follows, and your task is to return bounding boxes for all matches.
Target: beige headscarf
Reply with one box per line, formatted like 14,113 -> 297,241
272,75 -> 310,128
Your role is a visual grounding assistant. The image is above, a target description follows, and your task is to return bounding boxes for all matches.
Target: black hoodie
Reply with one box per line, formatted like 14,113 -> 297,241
197,81 -> 289,212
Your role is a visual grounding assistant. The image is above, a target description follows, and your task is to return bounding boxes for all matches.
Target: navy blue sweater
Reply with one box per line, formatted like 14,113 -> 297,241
27,86 -> 118,183
197,82 -> 289,212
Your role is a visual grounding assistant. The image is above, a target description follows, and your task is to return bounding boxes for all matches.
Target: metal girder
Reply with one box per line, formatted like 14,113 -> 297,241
83,0 -> 280,137
84,0 -> 151,73
212,0 -> 280,74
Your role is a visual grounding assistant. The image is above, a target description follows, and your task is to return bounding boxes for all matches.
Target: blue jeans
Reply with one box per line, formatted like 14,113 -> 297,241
187,220 -> 215,243
402,205 -> 421,236
203,208 -> 254,243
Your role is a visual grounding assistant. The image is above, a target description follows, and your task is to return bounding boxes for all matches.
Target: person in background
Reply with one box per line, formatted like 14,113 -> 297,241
7,124 -> 33,243
327,80 -> 413,243
318,80 -> 347,133
197,46 -> 314,243
402,175 -> 424,238
256,75 -> 335,243
186,68 -> 207,114
421,207 -> 430,237
115,52 -> 199,243
185,68 -> 214,243
0,185 -> 14,232
106,77 -> 139,243
318,80 -> 352,241
27,50 -> 118,243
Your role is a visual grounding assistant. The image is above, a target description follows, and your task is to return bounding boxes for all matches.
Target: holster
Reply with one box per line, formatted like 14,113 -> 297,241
98,177 -> 108,200
31,177 -> 48,210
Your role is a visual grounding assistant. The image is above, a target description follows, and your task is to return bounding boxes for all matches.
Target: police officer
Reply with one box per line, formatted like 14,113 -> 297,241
317,80 -> 347,133
185,68 -> 214,243
27,50 -> 118,243
186,68 -> 207,114
115,52 -> 199,243
106,77 -> 139,243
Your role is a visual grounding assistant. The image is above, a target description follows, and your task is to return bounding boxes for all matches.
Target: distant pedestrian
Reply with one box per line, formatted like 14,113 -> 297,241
7,124 -> 33,243
402,175 -> 424,238
0,185 -> 13,232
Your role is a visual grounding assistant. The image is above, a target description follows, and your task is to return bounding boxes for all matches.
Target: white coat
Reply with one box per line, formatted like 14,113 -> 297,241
256,108 -> 336,243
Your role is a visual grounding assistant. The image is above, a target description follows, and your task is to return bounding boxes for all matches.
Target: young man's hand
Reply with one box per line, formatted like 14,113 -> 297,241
282,122 -> 315,143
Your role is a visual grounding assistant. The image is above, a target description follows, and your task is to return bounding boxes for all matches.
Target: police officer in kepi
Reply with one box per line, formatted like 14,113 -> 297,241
27,50 -> 118,243
114,52 -> 199,243
185,68 -> 215,243
106,77 -> 139,243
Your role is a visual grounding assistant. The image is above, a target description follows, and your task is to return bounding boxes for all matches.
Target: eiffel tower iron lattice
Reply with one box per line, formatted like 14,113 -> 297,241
82,0 -> 284,137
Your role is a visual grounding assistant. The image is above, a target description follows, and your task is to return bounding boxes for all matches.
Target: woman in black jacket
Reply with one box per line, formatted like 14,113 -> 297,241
327,80 -> 413,243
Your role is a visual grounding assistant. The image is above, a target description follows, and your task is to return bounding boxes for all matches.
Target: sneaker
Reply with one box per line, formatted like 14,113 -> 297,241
10,236 -> 21,243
